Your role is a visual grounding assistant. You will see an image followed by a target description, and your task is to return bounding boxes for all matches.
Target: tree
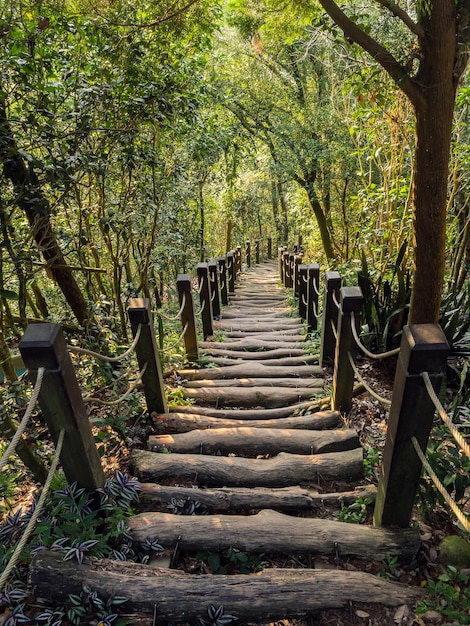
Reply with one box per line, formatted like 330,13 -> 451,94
317,0 -> 470,323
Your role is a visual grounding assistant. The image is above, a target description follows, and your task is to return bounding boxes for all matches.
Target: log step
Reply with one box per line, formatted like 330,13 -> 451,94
148,427 -> 360,456
151,410 -> 341,433
199,338 -> 306,349
201,347 -> 309,359
182,377 -> 324,388
30,552 -> 425,623
176,362 -> 323,379
207,355 -> 319,367
181,386 -> 322,408
170,400 -> 330,419
128,509 -> 420,563
139,482 -> 378,513
130,448 -> 364,487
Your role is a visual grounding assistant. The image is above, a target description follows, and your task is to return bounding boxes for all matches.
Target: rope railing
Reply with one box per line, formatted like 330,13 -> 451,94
332,290 -> 340,310
411,435 -> 470,532
155,292 -> 186,323
83,363 -> 148,405
68,324 -> 142,363
313,300 -> 318,319
0,367 -> 46,472
158,322 -> 190,354
350,312 -> 400,361
422,371 -> 470,461
347,352 -> 392,406
330,318 -> 338,340
0,428 -> 65,591
197,276 -> 205,294
313,279 -> 320,297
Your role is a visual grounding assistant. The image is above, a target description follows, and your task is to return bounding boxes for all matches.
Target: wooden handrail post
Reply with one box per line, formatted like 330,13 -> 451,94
293,255 -> 302,296
246,240 -> 251,268
177,274 -> 199,363
298,234 -> 303,250
128,298 -> 168,415
320,271 -> 342,366
255,239 -> 260,264
227,251 -> 235,294
208,261 -> 221,319
236,245 -> 242,277
307,264 -> 320,333
283,251 -> 290,287
374,324 -> 449,528
19,324 -> 105,490
197,263 -> 214,339
218,257 -> 228,306
332,287 -> 363,413
267,237 -> 272,260
278,247 -> 285,281
298,264 -> 308,320
287,253 -> 295,289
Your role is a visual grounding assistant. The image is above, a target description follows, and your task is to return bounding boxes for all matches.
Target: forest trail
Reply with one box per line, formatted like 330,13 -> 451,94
33,261 -> 425,624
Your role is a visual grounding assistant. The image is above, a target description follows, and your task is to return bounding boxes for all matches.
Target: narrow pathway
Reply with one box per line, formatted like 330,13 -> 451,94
25,260 -> 424,624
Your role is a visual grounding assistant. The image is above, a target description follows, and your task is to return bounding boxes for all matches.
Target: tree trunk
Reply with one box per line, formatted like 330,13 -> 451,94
409,8 -> 458,323
0,100 -> 90,325
303,179 -> 336,260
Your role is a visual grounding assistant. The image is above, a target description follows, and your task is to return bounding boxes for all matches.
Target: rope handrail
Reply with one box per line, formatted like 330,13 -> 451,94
68,324 -> 142,363
350,312 -> 401,361
330,318 -> 338,340
313,279 -> 320,297
0,367 -> 46,472
158,323 -> 189,354
332,290 -> 340,309
156,292 -> 186,323
83,363 -> 148,405
313,300 -> 318,319
211,290 -> 216,302
422,371 -> 470,460
197,276 -> 205,295
411,436 -> 470,532
347,352 -> 392,406
302,294 -> 308,307
0,428 -> 65,590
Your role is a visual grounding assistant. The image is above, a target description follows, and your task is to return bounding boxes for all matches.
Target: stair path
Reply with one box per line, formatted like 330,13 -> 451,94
32,260 -> 424,624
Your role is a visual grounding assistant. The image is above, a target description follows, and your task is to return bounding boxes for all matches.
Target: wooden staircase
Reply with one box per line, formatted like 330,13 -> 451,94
31,260 -> 424,624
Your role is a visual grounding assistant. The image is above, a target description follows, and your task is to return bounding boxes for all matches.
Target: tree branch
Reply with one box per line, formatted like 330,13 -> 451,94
374,0 -> 424,38
318,0 -> 425,108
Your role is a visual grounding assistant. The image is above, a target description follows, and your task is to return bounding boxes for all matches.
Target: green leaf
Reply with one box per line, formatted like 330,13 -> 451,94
0,289 -> 19,300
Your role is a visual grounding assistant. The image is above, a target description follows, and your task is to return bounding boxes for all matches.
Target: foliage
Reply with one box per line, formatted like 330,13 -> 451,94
335,497 -> 373,524
416,567 -> 470,625
197,604 -> 238,626
195,547 -> 266,574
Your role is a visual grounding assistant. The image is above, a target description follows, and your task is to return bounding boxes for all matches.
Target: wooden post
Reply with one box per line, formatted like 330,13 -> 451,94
255,239 -> 260,265
237,245 -> 242,274
246,240 -> 251,268
19,324 -> 105,490
331,287 -> 363,413
307,264 -> 320,333
177,275 -> 199,363
320,271 -> 342,366
208,261 -> 221,319
267,237 -> 272,260
374,324 -> 450,528
278,247 -> 285,281
128,298 -> 168,415
225,219 -> 232,253
283,251 -> 290,287
298,264 -> 308,320
197,263 -> 213,339
287,253 -> 295,289
293,255 -> 302,296
227,251 -> 235,294
218,257 -> 228,306
298,234 -> 303,250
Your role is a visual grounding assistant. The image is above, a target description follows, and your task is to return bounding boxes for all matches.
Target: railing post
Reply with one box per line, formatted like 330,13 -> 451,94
320,271 -> 342,366
278,247 -> 285,282
307,263 -> 320,333
246,240 -> 251,268
374,324 -> 449,528
287,253 -> 295,288
208,261 -> 221,319
298,264 -> 308,320
255,239 -> 260,264
283,251 -> 290,287
197,262 -> 213,339
227,251 -> 235,294
298,234 -> 303,250
218,257 -> 228,306
236,245 -> 242,276
176,274 -> 199,363
293,254 -> 302,296
331,287 -> 363,413
267,237 -> 272,260
19,324 -> 105,490
129,298 -> 168,415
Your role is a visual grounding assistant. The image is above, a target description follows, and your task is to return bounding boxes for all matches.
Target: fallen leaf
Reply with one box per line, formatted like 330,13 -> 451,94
356,610 -> 370,618
393,604 -> 409,623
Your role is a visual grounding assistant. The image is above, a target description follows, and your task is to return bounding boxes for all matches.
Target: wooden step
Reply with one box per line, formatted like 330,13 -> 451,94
148,427 -> 359,455
182,377 -> 324,388
176,362 -> 323,379
139,482 -> 378,513
30,552 -> 425,623
201,346 -> 309,359
199,338 -> 306,349
130,448 -> 364,487
181,385 -> 322,408
128,509 -> 420,563
207,355 -> 319,367
169,400 -> 329,419
152,410 -> 341,433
